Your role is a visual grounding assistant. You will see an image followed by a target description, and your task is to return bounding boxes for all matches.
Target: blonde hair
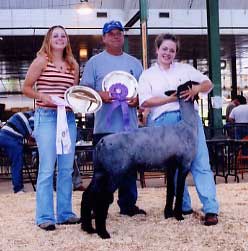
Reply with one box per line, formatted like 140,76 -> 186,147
37,25 -> 76,72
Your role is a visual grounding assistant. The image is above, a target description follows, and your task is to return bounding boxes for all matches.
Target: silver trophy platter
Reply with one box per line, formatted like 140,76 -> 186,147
102,70 -> 138,98
64,86 -> 102,114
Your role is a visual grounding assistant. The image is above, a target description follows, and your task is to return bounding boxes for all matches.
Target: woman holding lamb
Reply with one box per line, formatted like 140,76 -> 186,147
138,33 -> 219,226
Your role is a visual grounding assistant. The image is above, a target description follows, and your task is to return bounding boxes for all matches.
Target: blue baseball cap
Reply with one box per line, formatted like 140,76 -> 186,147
102,20 -> 124,35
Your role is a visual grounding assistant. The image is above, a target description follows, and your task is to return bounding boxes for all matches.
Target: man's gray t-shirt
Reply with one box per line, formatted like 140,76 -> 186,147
80,50 -> 143,134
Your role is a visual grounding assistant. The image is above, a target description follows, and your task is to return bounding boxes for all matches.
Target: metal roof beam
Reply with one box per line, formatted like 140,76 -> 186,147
124,11 -> 140,30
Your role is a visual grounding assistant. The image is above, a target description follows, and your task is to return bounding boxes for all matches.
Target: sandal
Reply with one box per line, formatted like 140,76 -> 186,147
204,213 -> 218,226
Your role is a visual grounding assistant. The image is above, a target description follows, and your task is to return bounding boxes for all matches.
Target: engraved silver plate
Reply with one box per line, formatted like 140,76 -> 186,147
102,70 -> 138,98
64,86 -> 102,114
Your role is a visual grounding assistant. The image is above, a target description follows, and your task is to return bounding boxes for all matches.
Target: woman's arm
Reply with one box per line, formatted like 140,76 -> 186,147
141,92 -> 177,108
180,80 -> 213,101
73,60 -> 79,85
23,56 -> 54,106
197,79 -> 213,93
140,80 -> 212,108
22,56 -> 46,99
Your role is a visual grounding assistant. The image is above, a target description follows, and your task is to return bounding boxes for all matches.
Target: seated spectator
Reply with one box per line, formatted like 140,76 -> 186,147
0,110 -> 83,193
0,111 -> 34,193
226,95 -> 246,122
225,95 -> 247,138
229,97 -> 248,139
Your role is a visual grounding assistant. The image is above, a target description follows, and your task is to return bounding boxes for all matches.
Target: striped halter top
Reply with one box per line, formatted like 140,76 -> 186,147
36,62 -> 75,108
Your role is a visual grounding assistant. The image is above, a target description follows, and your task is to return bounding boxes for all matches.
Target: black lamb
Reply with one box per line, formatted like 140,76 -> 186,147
80,81 -> 198,239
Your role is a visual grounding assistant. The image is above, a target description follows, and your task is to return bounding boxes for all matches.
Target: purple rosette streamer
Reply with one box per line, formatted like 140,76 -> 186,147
106,83 -> 130,131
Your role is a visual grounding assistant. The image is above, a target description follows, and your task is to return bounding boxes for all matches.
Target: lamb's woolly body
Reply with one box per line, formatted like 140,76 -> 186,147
81,82 -> 199,239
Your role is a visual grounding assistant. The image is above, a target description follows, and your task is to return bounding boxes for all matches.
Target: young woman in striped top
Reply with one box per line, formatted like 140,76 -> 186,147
23,25 -> 80,231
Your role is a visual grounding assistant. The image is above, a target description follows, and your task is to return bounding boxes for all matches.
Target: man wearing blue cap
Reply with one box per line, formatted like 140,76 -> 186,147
80,20 -> 146,216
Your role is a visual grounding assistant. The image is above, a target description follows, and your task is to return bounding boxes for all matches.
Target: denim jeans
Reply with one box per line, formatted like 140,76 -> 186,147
34,108 -> 77,225
93,133 -> 138,212
0,131 -> 24,193
152,110 -> 219,214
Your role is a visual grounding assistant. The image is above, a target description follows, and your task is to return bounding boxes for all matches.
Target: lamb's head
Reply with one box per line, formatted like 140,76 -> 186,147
164,81 -> 199,101
177,81 -> 200,101
175,81 -> 200,126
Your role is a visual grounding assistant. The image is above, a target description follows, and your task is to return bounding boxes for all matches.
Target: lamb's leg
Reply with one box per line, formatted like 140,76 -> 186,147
174,167 -> 188,221
81,186 -> 96,234
164,165 -> 177,219
94,191 -> 113,239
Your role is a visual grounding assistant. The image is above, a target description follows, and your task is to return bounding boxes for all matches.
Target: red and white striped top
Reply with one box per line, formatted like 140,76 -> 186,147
36,62 -> 75,108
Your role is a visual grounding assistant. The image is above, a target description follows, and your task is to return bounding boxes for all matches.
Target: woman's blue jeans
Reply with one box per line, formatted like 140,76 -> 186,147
34,108 -> 77,225
151,111 -> 219,214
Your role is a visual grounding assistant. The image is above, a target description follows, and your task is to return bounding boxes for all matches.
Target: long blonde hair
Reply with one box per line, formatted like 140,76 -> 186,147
37,25 -> 76,72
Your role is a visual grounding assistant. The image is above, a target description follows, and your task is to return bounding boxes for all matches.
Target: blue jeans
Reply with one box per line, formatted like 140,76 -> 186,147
0,131 -> 24,193
93,133 -> 138,212
34,108 -> 77,225
152,111 -> 219,214
117,170 -> 138,212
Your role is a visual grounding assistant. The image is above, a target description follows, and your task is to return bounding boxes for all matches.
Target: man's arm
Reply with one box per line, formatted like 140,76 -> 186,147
228,109 -> 235,123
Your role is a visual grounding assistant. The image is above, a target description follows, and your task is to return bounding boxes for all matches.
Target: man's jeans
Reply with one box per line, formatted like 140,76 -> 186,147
0,131 -> 24,193
93,133 -> 138,212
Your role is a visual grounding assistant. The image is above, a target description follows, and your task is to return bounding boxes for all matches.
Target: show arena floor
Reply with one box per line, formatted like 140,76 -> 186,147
1,172 -> 247,194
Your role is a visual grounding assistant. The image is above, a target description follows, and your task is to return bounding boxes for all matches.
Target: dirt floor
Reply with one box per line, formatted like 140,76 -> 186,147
0,178 -> 248,251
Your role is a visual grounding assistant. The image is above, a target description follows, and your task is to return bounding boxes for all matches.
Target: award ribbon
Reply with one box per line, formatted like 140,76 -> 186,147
106,83 -> 130,131
50,96 -> 72,154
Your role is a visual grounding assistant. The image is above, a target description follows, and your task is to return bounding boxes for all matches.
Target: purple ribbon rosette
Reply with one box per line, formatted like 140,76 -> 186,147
106,83 -> 130,131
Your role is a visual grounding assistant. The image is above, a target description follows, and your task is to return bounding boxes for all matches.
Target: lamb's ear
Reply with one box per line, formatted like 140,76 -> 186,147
164,90 -> 176,96
177,81 -> 192,97
177,81 -> 200,101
